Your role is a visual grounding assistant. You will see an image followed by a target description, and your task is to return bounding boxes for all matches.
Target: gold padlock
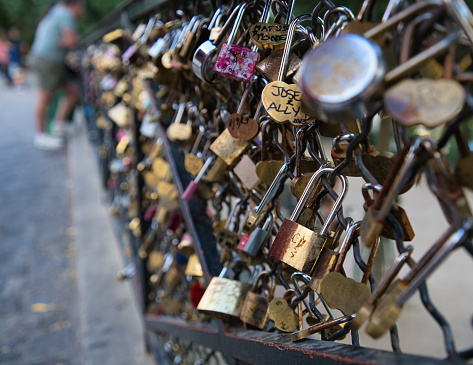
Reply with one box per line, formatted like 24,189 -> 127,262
268,167 -> 348,274
239,272 -> 275,329
185,254 -> 203,277
197,262 -> 251,321
209,129 -> 249,167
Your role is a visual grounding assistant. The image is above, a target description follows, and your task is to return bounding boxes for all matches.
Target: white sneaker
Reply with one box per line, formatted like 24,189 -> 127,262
52,121 -> 77,137
34,133 -> 64,150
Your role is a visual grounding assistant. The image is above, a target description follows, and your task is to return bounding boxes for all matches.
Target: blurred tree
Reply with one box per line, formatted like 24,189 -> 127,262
1,0 -> 473,45
0,0 -> 127,45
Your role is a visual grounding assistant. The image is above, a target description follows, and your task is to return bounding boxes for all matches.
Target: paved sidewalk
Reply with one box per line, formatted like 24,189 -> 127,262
0,78 -> 153,365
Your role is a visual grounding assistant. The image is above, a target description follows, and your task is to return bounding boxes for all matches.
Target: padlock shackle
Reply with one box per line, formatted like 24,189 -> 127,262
334,220 -> 360,273
290,168 -> 348,236
195,155 -> 216,182
208,6 -> 223,30
322,6 -> 355,41
250,0 -> 272,52
172,102 -> 187,124
444,0 -> 473,45
255,159 -> 291,214
278,13 -> 311,81
363,0 -> 443,39
227,3 -> 248,46
361,182 -> 382,206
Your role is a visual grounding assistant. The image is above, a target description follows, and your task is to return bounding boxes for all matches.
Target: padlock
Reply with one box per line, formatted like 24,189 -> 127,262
107,102 -> 132,128
233,155 -> 261,190
240,272 -> 275,329
192,6 -> 239,84
182,156 -> 215,201
261,14 -> 314,126
244,158 -> 292,234
360,140 -> 420,248
300,1 -> 461,123
227,82 -> 260,142
290,272 -> 351,341
290,126 -> 324,199
250,22 -> 290,51
362,183 -> 415,241
351,248 -> 413,332
216,198 -> 247,252
178,15 -> 204,61
185,253 -> 204,277
209,128 -> 249,166
205,156 -> 229,182
213,3 -> 260,83
317,223 -> 372,316
249,0 -> 288,50
166,102 -> 193,142
268,167 -> 348,274
309,220 -> 357,292
177,232 -> 194,257
268,290 -> 299,333
384,78 -> 465,129
197,261 -> 251,320
238,212 -> 274,256
254,118 -> 286,185
184,126 -> 206,175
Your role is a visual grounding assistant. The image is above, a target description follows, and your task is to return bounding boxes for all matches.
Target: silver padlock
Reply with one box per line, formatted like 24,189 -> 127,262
238,212 -> 274,256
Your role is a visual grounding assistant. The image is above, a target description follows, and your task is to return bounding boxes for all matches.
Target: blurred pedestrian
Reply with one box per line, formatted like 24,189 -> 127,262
29,0 -> 85,150
0,30 -> 13,87
7,26 -> 26,87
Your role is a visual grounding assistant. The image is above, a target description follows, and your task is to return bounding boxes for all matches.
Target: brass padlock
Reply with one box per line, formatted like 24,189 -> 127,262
261,15 -> 314,126
210,128 -> 249,167
361,183 -> 415,241
268,167 -> 348,274
185,253 -> 204,277
240,272 -> 275,329
166,102 -> 193,142
197,262 -> 251,320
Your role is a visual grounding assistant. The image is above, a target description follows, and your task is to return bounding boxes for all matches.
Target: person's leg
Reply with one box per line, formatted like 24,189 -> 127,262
55,82 -> 79,122
35,88 -> 53,133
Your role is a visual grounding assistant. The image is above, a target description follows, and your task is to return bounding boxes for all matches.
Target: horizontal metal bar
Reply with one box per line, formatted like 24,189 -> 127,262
146,315 -> 449,364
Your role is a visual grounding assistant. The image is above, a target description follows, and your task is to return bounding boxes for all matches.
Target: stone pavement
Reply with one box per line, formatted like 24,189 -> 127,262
0,78 -> 153,365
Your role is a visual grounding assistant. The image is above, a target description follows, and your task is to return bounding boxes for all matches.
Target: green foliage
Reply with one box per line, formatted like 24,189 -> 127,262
1,0 -> 473,45
0,0 -> 127,45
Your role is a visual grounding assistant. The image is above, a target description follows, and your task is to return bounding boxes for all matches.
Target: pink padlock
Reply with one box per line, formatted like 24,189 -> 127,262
237,234 -> 251,252
144,204 -> 157,221
213,3 -> 260,83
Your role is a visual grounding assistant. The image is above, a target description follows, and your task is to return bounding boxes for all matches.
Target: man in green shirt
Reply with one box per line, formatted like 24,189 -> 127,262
29,0 -> 84,150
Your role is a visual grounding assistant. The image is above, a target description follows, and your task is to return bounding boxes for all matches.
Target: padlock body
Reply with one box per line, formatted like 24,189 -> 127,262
214,44 -> 260,83
197,277 -> 250,320
210,129 -> 248,166
268,219 -> 326,273
362,202 -> 415,241
240,292 -> 269,329
241,228 -> 268,256
233,155 -> 261,190
185,253 -> 203,277
216,228 -> 242,251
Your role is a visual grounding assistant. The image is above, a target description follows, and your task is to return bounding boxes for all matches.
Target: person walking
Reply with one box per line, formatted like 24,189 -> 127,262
29,0 -> 84,150
8,27 -> 26,87
0,31 -> 13,87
